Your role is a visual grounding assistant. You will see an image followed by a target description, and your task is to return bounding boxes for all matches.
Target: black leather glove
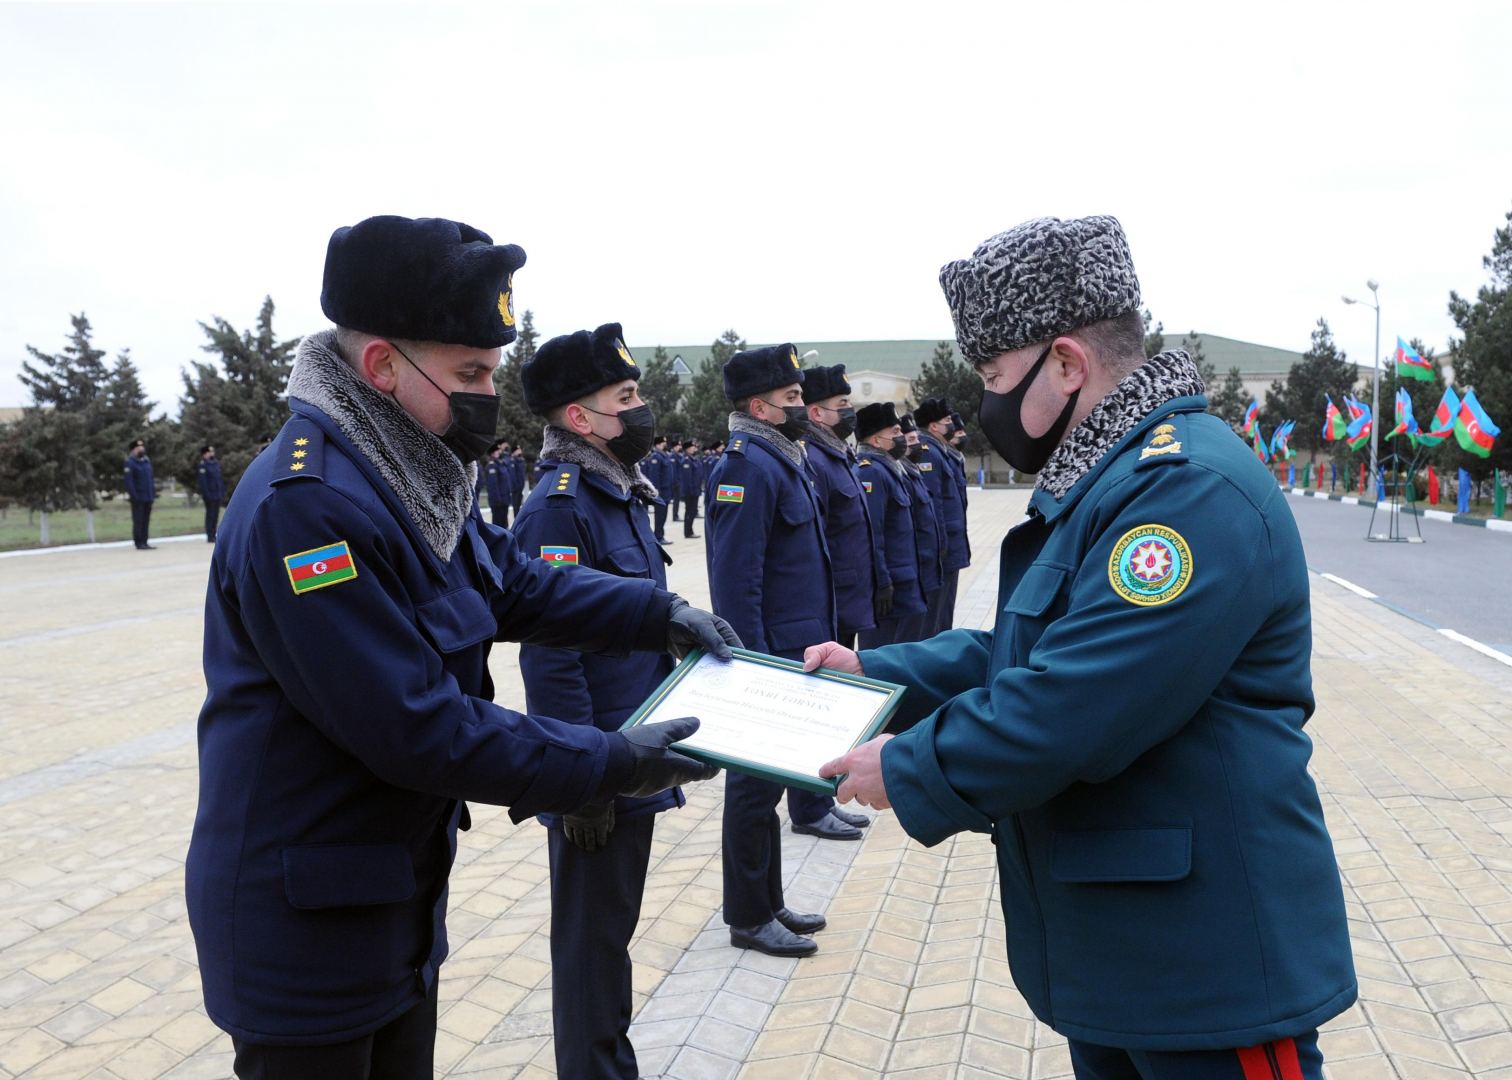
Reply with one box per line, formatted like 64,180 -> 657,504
562,802 -> 615,852
666,595 -> 742,660
615,716 -> 720,798
874,584 -> 894,621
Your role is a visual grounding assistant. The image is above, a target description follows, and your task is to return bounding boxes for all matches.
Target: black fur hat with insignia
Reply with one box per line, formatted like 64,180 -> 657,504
856,402 -> 900,440
321,215 -> 527,349
723,344 -> 805,401
521,322 -> 641,416
913,397 -> 951,426
801,364 -> 851,404
898,412 -> 918,434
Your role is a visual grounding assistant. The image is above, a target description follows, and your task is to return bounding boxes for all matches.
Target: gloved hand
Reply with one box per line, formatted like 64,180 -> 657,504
562,802 -> 615,852
874,584 -> 894,621
666,595 -> 742,660
615,717 -> 721,798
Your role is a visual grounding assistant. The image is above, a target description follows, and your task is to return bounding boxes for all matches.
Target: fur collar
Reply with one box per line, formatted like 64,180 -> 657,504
538,425 -> 658,503
801,419 -> 855,461
286,331 -> 476,561
1036,349 -> 1207,500
728,411 -> 804,469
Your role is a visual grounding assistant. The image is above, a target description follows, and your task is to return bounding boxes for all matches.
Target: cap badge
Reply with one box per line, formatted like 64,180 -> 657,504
616,340 -> 637,367
497,273 -> 516,328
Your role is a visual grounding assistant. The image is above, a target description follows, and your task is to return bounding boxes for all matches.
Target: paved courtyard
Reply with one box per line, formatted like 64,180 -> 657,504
2,488 -> 1511,1078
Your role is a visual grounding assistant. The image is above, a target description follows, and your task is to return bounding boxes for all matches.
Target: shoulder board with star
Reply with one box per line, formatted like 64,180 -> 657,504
269,418 -> 326,485
545,462 -> 581,498
1135,414 -> 1189,469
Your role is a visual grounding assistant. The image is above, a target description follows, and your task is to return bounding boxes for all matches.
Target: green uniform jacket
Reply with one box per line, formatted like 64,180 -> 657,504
864,397 -> 1356,1051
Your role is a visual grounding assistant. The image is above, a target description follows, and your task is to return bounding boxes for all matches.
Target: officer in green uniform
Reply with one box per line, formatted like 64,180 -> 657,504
814,216 -> 1354,1079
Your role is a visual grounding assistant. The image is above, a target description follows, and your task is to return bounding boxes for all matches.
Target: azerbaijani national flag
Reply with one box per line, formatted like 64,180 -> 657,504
1241,400 -> 1259,436
1416,386 -> 1461,446
715,484 -> 745,504
284,540 -> 357,594
1346,397 -> 1372,451
1322,395 -> 1347,442
1252,422 -> 1269,463
1385,388 -> 1420,442
1394,337 -> 1435,382
540,545 -> 580,567
1269,419 -> 1296,460
1455,388 -> 1501,459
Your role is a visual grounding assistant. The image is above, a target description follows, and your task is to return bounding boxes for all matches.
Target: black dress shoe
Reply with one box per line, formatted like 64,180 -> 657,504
730,919 -> 818,957
775,907 -> 826,934
791,811 -> 862,841
684,532 -> 699,539
830,806 -> 871,829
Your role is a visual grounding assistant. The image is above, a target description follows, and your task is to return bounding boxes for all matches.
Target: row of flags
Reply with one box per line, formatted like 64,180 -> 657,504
1382,385 -> 1501,458
1320,394 -> 1373,450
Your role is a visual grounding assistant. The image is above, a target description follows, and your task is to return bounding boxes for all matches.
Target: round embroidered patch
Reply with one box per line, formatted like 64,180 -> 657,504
1107,524 -> 1193,606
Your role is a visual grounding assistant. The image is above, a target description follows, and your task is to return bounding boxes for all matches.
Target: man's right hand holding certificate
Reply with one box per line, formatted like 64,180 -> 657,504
808,643 -> 894,811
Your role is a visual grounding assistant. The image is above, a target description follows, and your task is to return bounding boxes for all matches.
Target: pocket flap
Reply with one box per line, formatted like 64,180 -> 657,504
415,588 -> 498,652
1050,827 -> 1192,883
778,492 -> 816,526
1003,563 -> 1068,618
767,617 -> 828,654
602,543 -> 650,576
283,843 -> 416,909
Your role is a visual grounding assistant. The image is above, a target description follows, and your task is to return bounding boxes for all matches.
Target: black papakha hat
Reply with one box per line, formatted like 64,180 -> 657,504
723,344 -> 805,401
856,402 -> 901,440
321,215 -> 527,349
801,364 -> 851,404
914,397 -> 951,426
899,412 -> 918,433
521,322 -> 640,416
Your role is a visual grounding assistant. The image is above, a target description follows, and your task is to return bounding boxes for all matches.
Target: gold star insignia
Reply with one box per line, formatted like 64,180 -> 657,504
294,437 -> 309,446
1153,424 -> 1176,436
290,462 -> 305,471
292,449 -> 307,458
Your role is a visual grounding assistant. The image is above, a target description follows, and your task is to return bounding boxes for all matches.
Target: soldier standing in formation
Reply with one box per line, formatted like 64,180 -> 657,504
912,398 -> 971,633
646,434 -> 673,544
124,437 -> 156,550
198,445 -> 224,543
483,441 -> 511,526
854,403 -> 927,647
679,439 -> 701,537
896,413 -> 946,641
514,322 -> 681,1080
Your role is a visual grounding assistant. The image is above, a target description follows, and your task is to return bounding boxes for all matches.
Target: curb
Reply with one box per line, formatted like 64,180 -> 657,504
1282,487 -> 1512,534
0,532 -> 208,560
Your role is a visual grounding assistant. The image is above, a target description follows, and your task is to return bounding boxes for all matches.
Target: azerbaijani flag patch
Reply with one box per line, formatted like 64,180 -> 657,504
715,484 -> 744,504
541,545 -> 579,567
862,481 -> 873,493
284,541 -> 357,595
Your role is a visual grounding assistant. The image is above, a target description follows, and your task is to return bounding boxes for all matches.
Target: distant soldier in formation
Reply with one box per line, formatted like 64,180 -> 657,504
483,441 -> 511,526
508,443 -> 527,516
913,398 -> 970,632
646,434 -> 673,543
897,413 -> 946,641
855,403 -> 927,647
679,439 -> 701,537
198,445 -> 224,543
123,437 -> 156,550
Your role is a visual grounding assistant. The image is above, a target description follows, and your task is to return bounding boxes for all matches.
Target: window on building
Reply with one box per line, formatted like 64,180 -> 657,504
862,381 -> 872,397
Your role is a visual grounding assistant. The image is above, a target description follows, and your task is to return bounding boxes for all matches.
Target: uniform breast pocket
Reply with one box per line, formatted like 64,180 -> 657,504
1002,562 -> 1070,620
601,543 -> 649,578
778,491 -> 816,527
415,588 -> 498,653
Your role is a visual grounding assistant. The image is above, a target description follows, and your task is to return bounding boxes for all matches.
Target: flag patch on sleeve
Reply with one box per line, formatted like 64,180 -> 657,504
541,545 -> 579,567
715,484 -> 745,504
862,481 -> 873,493
284,541 -> 358,595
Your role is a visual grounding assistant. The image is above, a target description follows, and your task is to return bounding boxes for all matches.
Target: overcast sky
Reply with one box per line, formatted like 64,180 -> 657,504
2,1 -> 1508,411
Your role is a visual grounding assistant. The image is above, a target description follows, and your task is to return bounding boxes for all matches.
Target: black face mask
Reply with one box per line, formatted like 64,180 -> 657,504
759,399 -> 809,439
978,343 -> 1079,473
887,435 -> 908,460
581,402 -> 656,466
825,406 -> 857,441
393,343 -> 500,463
906,443 -> 925,463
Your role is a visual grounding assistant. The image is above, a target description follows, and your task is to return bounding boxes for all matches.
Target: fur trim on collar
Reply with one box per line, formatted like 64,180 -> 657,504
539,425 -> 658,503
802,420 -> 855,461
286,331 -> 476,561
1036,349 -> 1206,500
728,411 -> 804,468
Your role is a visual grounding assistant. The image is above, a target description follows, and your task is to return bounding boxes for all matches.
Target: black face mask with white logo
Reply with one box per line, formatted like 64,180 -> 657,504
393,343 -> 500,463
977,343 -> 1079,474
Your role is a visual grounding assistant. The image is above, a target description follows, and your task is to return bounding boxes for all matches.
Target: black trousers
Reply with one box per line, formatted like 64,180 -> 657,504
510,492 -> 523,518
549,813 -> 655,1080
859,613 -> 913,649
787,787 -> 833,827
926,568 -> 959,635
204,499 -> 221,541
129,499 -> 152,548
490,504 -> 507,528
653,499 -> 669,540
231,981 -> 438,1079
722,772 -> 786,927
682,494 -> 699,536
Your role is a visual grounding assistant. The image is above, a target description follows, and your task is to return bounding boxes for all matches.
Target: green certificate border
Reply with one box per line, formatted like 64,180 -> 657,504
620,646 -> 906,794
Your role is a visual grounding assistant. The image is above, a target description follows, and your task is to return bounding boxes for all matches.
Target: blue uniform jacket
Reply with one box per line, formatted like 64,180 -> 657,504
678,454 -> 699,501
643,449 -> 667,502
801,434 -> 880,636
900,459 -> 944,593
512,459 -> 683,821
186,402 -> 671,1045
705,428 -> 835,657
197,458 -> 225,502
918,433 -> 969,571
123,454 -> 155,502
483,459 -> 510,510
506,456 -> 527,497
865,400 -> 1355,1050
855,448 -> 927,617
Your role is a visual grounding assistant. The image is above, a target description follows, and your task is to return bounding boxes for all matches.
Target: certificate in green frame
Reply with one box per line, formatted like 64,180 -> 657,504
620,646 -> 907,795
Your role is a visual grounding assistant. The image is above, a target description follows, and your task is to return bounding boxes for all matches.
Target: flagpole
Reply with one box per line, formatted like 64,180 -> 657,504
1342,279 -> 1382,483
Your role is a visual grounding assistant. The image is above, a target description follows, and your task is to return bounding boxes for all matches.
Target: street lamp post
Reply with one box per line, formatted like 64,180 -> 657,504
1342,279 -> 1382,484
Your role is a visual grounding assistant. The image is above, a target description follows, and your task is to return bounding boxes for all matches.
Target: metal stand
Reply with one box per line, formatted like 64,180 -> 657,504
1365,450 -> 1424,543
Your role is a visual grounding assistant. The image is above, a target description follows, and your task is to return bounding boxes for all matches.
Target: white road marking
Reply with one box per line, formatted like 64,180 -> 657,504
1438,629 -> 1512,668
1320,572 -> 1378,599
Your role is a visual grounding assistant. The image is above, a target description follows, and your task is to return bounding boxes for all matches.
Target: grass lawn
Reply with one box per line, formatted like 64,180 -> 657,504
0,495 -> 210,551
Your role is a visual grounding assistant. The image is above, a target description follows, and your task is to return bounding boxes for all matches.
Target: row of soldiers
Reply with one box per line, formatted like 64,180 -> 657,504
643,438 -> 724,541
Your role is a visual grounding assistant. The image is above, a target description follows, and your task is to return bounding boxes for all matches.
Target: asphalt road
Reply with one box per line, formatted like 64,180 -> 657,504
1286,492 -> 1512,656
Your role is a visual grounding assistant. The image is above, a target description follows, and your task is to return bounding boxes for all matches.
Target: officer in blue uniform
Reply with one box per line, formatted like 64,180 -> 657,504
197,445 -> 225,542
186,215 -> 738,1079
513,322 -> 683,1080
508,444 -> 527,516
679,439 -> 701,537
706,344 -> 834,957
896,413 -> 945,642
854,403 -> 927,648
913,398 -> 970,633
667,439 -> 683,521
123,438 -> 155,549
483,441 -> 511,526
647,434 -> 673,543
817,216 -> 1354,1079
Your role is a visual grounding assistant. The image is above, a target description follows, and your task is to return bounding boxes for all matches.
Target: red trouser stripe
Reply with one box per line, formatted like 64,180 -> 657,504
1236,1039 -> 1303,1080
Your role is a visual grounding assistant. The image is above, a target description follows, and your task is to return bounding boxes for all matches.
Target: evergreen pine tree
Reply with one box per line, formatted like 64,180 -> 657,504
1209,366 -> 1250,429
1142,309 -> 1165,359
20,313 -> 110,411
679,329 -> 746,443
494,309 -> 541,457
910,340 -> 983,445
93,350 -> 155,495
1264,318 -> 1360,455
1180,331 -> 1215,391
638,344 -> 685,435
1447,205 -> 1512,479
